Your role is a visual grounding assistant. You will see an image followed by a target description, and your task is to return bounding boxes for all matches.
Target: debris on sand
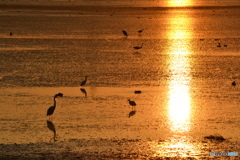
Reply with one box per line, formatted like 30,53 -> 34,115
204,135 -> 225,142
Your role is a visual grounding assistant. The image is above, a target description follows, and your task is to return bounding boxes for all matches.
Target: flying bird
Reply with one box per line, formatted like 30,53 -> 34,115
122,30 -> 128,37
47,93 -> 63,119
80,76 -> 88,86
133,43 -> 144,50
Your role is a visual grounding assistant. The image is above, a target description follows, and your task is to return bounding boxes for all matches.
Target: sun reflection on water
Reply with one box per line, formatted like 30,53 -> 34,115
154,4 -> 200,157
151,136 -> 201,158
167,11 -> 192,134
168,81 -> 191,133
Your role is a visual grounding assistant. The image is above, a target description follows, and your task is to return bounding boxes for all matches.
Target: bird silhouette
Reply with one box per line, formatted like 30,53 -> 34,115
138,29 -> 144,34
128,99 -> 136,106
133,43 -> 144,50
47,93 -> 63,119
80,76 -> 88,86
232,81 -> 236,87
217,43 -> 221,47
9,32 -> 13,36
122,30 -> 128,37
128,99 -> 137,113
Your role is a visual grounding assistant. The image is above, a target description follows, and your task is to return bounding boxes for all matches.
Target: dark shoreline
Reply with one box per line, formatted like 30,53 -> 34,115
1,3 -> 240,11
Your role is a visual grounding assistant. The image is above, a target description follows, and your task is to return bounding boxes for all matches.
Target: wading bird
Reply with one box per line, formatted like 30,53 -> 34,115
128,99 -> 136,106
80,76 -> 88,86
9,32 -> 13,36
128,99 -> 136,111
133,43 -> 144,50
217,43 -> 221,47
122,30 -> 128,37
47,93 -> 63,119
232,81 -> 236,87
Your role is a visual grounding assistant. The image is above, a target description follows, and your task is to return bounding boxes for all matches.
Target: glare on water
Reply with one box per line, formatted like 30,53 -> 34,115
154,7 -> 200,157
167,11 -> 192,133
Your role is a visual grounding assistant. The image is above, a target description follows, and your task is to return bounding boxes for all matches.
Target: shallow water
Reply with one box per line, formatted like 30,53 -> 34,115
0,2 -> 240,159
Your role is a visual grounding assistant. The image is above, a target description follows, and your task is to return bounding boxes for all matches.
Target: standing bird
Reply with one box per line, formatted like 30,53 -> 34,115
128,99 -> 136,106
47,93 -> 63,119
232,81 -> 236,87
133,43 -> 144,50
9,32 -> 13,36
122,30 -> 128,37
80,76 -> 88,86
217,43 -> 221,47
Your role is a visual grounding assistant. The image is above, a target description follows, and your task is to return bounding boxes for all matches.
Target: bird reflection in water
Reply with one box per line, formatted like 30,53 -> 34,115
133,43 -> 144,50
46,120 -> 57,142
80,88 -> 87,97
128,109 -> 136,118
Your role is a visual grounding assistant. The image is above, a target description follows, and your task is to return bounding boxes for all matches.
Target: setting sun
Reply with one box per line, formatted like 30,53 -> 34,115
167,0 -> 192,7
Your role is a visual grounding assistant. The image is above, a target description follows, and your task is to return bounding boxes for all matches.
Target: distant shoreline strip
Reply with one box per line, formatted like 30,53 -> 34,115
1,4 -> 240,11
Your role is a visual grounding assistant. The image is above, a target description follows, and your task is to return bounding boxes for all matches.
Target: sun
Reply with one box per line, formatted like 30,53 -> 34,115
167,0 -> 191,7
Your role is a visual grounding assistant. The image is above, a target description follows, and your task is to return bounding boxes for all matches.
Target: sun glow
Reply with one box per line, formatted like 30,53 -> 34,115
167,0 -> 192,7
152,3 -> 202,157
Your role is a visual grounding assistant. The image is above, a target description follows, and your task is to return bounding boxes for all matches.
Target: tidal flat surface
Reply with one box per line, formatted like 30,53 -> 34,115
0,2 -> 240,159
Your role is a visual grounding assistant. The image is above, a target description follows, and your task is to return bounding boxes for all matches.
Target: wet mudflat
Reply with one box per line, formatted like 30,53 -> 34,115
1,1 -> 240,159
